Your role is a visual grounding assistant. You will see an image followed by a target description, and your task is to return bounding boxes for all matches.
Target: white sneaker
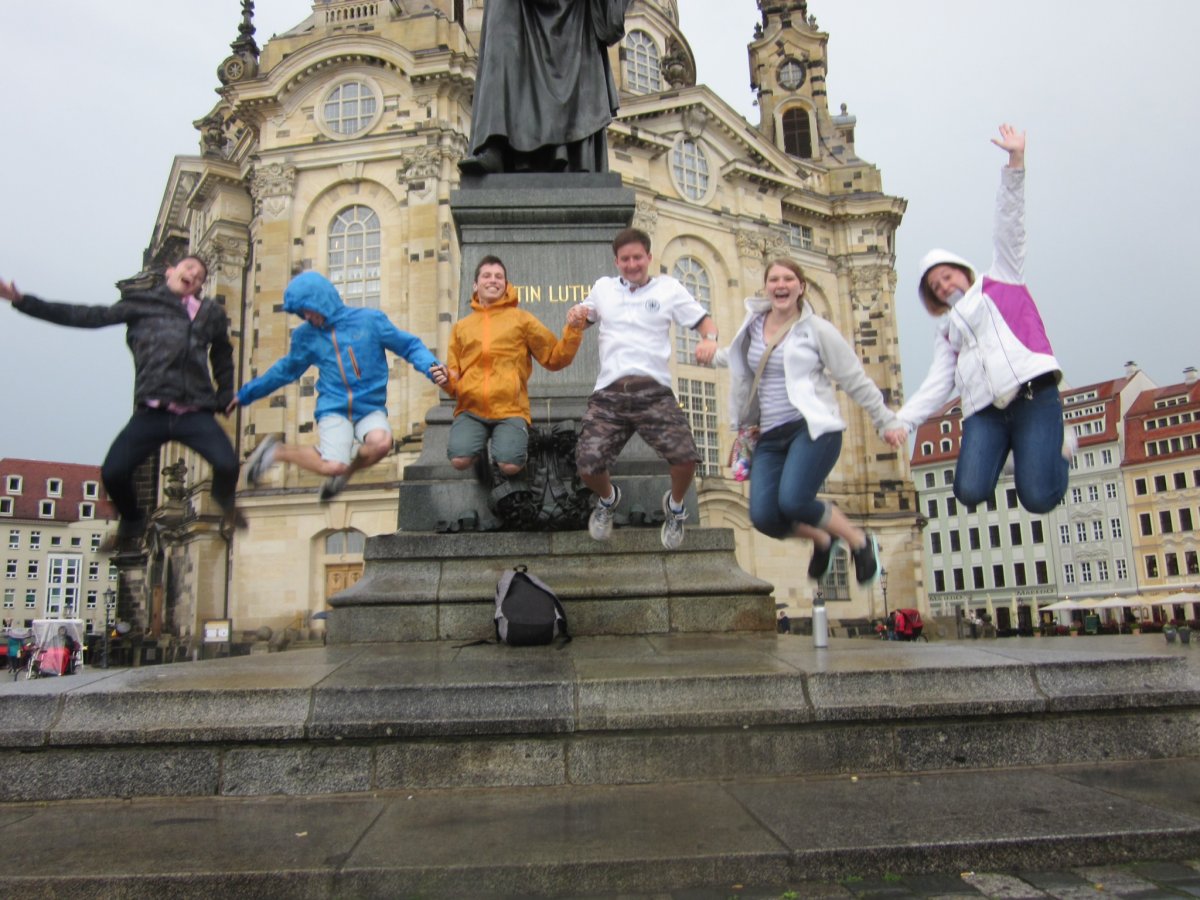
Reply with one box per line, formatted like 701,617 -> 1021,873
243,435 -> 280,488
588,485 -> 621,541
660,491 -> 688,550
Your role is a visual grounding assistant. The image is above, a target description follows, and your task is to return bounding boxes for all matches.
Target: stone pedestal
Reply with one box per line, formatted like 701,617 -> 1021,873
326,529 -> 775,643
398,173 -> 693,532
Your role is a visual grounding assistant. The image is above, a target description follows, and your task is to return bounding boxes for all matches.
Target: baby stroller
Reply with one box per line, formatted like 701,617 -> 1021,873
26,619 -> 85,679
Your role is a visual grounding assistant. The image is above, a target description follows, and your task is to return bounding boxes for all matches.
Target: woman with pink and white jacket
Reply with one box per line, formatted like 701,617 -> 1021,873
884,124 -> 1071,514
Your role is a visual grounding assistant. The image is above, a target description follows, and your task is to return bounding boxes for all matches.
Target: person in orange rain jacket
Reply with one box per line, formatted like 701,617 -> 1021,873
432,255 -> 585,479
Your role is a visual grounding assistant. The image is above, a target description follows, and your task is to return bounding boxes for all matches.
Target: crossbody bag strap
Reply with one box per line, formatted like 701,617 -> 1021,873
740,310 -> 800,422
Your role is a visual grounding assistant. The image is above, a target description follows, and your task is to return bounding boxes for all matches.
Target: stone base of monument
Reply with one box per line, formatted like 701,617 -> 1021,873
325,528 -> 775,643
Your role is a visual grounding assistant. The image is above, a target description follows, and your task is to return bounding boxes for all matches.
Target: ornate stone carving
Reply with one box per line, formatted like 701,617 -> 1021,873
204,236 -> 251,280
632,198 -> 658,234
848,265 -> 894,309
399,147 -> 442,182
662,35 -> 696,89
249,162 -> 296,222
735,230 -> 789,289
197,113 -> 228,158
681,106 -> 709,140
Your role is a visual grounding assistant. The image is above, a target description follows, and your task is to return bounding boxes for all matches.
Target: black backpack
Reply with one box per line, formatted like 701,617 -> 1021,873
494,565 -> 570,646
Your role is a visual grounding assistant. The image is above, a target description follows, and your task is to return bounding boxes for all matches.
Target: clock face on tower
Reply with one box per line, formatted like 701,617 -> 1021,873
778,58 -> 806,91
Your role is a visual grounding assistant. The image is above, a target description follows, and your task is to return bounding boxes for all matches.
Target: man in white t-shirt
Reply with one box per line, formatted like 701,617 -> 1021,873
566,227 -> 718,550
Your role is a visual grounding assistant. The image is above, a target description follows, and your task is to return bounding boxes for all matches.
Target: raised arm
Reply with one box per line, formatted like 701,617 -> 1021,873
990,123 -> 1026,283
991,122 -> 1025,169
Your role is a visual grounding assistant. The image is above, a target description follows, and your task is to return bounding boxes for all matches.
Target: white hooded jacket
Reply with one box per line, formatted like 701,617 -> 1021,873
897,166 -> 1061,430
722,297 -> 901,441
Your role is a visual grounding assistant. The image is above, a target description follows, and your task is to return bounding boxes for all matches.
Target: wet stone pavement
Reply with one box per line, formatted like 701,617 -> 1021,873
564,860 -> 1200,899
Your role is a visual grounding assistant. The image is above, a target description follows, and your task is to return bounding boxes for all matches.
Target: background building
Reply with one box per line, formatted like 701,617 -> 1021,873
0,459 -> 118,635
122,0 -> 919,641
1122,367 -> 1200,607
912,363 -> 1200,632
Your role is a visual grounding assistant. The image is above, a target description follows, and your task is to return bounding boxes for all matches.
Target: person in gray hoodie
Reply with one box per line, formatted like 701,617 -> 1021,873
717,258 -> 901,586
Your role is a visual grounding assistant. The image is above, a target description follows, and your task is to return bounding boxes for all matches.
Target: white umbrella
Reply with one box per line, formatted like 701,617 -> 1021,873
1084,595 -> 1140,609
1149,592 -> 1200,606
1039,599 -> 1086,611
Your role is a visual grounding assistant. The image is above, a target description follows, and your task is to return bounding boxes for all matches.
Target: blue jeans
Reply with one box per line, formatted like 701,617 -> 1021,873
749,418 -> 841,538
955,378 -> 1068,514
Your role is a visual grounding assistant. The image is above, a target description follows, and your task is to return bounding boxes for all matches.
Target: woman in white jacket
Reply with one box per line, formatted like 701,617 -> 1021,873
713,258 -> 901,585
883,125 -> 1071,514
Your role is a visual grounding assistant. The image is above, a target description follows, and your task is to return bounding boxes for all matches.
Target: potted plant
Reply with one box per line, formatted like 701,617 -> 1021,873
1178,624 -> 1192,645
1164,624 -> 1178,643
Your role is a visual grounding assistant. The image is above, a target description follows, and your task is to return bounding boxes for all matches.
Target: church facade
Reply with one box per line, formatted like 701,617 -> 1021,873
132,0 -> 922,643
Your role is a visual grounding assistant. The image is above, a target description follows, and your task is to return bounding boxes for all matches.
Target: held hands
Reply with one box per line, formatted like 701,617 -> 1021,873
883,427 -> 908,449
0,279 -> 23,304
694,338 -> 718,366
224,397 -> 240,417
429,363 -> 451,388
991,123 -> 1025,168
565,305 -> 591,330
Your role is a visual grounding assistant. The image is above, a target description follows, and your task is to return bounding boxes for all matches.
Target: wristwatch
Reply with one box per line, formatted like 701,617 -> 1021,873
701,332 -> 718,341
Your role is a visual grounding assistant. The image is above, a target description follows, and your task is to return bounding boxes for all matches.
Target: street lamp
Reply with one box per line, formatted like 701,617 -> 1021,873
102,587 -> 116,669
880,568 -> 890,619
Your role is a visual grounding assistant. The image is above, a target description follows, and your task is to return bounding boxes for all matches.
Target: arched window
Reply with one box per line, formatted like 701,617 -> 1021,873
329,206 -> 381,308
672,257 -> 711,363
624,30 -> 661,93
671,138 -> 710,202
781,107 -> 812,159
323,81 -> 378,136
940,438 -> 952,453
921,442 -> 933,456
671,256 -> 717,475
325,529 -> 366,555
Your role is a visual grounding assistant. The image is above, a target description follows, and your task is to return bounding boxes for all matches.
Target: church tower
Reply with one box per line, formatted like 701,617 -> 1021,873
132,0 -> 921,642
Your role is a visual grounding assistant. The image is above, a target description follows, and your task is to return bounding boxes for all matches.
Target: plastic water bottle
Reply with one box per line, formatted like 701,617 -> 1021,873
812,597 -> 828,649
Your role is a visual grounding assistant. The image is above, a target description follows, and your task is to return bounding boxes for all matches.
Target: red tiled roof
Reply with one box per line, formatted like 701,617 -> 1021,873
0,458 -> 117,523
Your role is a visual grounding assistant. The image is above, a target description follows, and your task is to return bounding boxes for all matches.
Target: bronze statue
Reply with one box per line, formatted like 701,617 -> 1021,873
459,0 -> 634,175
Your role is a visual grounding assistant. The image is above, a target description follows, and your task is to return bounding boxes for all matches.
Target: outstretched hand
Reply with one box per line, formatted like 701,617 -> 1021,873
224,397 -> 240,416
0,279 -> 23,304
991,123 -> 1025,167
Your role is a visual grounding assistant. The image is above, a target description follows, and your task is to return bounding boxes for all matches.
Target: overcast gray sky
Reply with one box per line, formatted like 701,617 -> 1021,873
2,1 -> 1197,466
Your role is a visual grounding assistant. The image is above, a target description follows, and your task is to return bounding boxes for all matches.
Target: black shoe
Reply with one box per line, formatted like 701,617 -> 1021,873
852,533 -> 881,586
807,537 -> 841,581
319,473 -> 349,502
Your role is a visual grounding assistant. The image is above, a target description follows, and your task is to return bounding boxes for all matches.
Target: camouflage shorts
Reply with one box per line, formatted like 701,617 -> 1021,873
575,376 -> 701,476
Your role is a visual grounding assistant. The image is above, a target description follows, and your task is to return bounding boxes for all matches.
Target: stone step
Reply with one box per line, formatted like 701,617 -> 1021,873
327,529 -> 776,642
0,758 -> 1198,898
1,635 -> 1197,802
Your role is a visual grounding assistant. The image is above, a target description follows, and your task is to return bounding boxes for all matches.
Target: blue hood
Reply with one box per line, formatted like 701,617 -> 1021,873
282,272 -> 347,326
